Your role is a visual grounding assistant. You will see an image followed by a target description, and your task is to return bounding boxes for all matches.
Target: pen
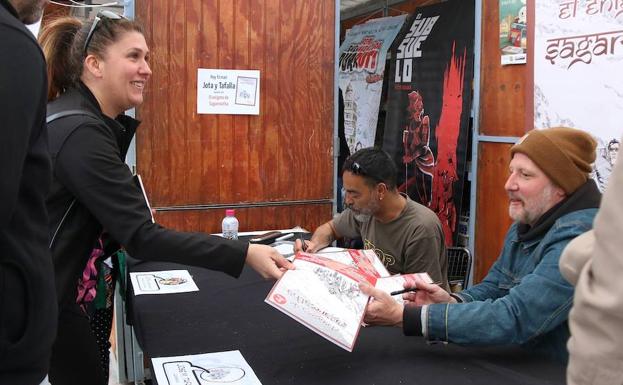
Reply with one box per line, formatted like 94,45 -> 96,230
275,233 -> 294,242
390,288 -> 418,296
390,281 -> 442,296
299,236 -> 308,252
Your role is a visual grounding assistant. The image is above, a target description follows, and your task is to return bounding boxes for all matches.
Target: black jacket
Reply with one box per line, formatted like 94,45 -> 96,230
0,1 -> 58,384
46,83 -> 249,307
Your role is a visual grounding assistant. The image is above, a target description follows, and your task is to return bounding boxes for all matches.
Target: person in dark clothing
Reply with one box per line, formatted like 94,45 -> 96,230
39,15 -> 292,385
0,1 -> 56,385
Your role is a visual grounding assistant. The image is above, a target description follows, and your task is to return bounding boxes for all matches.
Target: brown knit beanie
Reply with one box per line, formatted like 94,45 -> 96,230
510,127 -> 596,194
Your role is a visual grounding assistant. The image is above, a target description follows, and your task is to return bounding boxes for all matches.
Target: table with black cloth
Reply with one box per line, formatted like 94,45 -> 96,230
126,246 -> 566,385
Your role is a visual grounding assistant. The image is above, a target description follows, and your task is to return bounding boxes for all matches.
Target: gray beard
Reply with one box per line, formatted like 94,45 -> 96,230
354,213 -> 371,222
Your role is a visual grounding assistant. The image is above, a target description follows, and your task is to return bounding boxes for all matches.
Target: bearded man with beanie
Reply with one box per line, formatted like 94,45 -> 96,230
360,127 -> 601,362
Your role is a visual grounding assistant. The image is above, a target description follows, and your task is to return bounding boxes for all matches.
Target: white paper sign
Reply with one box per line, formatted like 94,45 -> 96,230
130,270 -> 199,295
152,350 -> 262,385
197,69 -> 260,115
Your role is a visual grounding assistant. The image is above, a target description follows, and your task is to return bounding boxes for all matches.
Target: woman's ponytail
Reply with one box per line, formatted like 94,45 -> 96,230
38,17 -> 83,101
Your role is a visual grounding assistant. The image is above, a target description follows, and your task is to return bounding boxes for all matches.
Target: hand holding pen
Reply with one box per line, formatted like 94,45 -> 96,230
393,278 -> 451,306
389,280 -> 443,296
294,237 -> 309,253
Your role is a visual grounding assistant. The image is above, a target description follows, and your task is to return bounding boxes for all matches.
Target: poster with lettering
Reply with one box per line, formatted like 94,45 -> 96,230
383,0 -> 474,246
500,0 -> 528,65
534,0 -> 623,191
197,69 -> 260,115
338,15 -> 407,154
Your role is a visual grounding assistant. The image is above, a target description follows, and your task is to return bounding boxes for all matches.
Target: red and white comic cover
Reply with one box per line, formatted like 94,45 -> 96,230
265,251 -> 378,351
265,249 -> 431,351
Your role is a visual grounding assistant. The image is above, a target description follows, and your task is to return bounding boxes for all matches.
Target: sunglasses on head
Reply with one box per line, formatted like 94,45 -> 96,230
349,161 -> 366,175
349,161 -> 383,184
83,10 -> 127,55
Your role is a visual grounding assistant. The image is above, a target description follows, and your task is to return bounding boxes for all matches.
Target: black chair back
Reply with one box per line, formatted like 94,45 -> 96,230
447,246 -> 472,291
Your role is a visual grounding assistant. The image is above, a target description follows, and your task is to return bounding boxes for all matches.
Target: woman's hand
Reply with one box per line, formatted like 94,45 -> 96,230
245,244 -> 294,279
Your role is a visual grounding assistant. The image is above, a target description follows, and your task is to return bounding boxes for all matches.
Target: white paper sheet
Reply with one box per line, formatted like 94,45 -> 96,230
130,270 -> 199,295
271,241 -> 294,259
152,350 -> 262,385
375,272 -> 433,304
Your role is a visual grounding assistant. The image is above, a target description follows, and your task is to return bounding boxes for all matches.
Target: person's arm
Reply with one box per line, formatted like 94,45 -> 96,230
359,283 -> 404,327
423,227 -> 584,346
562,150 -> 623,385
294,220 -> 341,253
55,125 -> 290,279
0,33 -> 45,227
452,230 -> 519,303
361,275 -> 454,330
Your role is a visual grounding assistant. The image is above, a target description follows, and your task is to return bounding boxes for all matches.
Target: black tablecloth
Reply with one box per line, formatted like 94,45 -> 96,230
127,258 -> 566,385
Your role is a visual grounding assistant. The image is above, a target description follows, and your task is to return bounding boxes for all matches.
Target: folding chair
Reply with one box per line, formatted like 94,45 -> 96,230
446,246 -> 472,292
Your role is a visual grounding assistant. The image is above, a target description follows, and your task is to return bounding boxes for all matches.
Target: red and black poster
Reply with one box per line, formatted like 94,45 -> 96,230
383,0 -> 474,246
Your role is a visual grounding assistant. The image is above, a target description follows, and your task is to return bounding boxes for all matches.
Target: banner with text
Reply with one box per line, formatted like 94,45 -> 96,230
534,0 -> 622,191
338,15 -> 407,154
383,0 -> 474,246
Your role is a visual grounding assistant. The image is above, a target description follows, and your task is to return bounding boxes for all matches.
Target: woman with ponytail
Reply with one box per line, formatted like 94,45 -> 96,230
39,14 -> 292,385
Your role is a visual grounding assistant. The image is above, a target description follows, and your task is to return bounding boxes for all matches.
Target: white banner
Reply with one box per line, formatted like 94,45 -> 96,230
338,15 -> 407,153
534,0 -> 623,191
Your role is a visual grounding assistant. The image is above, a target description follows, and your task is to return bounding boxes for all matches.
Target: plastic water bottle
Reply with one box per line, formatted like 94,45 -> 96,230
222,209 -> 239,240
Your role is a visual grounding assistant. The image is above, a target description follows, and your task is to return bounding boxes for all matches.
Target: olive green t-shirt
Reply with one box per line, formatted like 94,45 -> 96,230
333,196 -> 448,290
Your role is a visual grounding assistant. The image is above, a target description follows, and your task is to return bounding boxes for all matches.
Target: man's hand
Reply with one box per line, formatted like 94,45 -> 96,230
293,238 -> 321,253
402,275 -> 455,305
293,222 -> 336,253
245,244 -> 294,280
359,283 -> 404,327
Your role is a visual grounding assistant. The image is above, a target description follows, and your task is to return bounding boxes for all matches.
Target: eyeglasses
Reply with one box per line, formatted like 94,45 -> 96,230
83,10 -> 126,55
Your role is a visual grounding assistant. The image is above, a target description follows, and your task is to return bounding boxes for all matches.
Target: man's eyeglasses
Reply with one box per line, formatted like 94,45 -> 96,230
83,10 -> 126,55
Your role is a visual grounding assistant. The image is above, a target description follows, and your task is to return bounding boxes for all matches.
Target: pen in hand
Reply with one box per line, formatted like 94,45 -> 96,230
390,281 -> 441,296
298,237 -> 308,252
390,288 -> 417,296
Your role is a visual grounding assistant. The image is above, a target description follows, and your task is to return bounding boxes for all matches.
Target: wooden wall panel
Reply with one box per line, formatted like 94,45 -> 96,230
155,203 -> 333,234
135,0 -> 335,234
473,2 -> 529,281
474,143 -> 513,282
42,3 -> 70,23
479,1 -> 527,138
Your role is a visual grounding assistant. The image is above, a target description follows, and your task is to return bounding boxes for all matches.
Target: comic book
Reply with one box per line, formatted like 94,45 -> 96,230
265,249 -> 431,351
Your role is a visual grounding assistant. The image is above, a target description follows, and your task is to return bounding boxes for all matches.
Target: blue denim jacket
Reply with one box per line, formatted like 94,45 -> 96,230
424,208 -> 597,362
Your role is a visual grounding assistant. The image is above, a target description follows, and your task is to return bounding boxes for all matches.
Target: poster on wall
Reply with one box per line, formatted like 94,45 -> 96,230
197,69 -> 260,115
383,0 -> 474,246
338,15 -> 407,154
500,0 -> 528,65
534,0 -> 623,191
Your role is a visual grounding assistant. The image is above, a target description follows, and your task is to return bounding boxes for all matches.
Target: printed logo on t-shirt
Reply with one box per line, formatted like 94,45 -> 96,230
364,239 -> 396,268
